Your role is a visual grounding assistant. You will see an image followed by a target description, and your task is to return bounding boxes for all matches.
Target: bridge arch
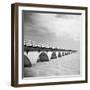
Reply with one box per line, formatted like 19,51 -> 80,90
24,55 -> 32,67
58,51 -> 62,57
37,51 -> 49,62
51,51 -> 57,59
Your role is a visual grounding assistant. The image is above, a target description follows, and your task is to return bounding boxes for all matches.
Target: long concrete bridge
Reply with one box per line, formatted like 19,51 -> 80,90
24,41 -> 77,67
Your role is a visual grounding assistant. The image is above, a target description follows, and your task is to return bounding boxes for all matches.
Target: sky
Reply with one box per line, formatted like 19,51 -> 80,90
23,11 -> 82,50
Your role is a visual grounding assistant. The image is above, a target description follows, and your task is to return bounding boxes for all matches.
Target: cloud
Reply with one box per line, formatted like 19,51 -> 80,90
23,11 -> 81,50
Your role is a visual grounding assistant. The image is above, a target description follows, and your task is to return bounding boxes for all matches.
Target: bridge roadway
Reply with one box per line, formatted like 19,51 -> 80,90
24,45 -> 77,53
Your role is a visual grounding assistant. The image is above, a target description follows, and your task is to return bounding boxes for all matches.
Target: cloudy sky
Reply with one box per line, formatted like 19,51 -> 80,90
23,11 -> 82,50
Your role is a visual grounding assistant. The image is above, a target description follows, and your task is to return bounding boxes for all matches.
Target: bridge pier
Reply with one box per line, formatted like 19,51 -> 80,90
47,51 -> 52,60
28,51 -> 39,64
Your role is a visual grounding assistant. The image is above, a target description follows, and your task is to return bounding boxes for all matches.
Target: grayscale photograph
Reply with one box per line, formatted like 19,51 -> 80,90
23,11 -> 81,78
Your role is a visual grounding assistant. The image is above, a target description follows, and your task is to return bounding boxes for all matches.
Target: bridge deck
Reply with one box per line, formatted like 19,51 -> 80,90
24,45 -> 76,52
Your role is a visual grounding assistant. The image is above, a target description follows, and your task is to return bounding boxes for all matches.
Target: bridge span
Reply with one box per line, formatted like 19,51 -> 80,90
24,45 -> 77,66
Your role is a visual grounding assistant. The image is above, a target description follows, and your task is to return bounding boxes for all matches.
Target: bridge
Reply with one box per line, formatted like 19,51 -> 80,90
24,40 -> 77,67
